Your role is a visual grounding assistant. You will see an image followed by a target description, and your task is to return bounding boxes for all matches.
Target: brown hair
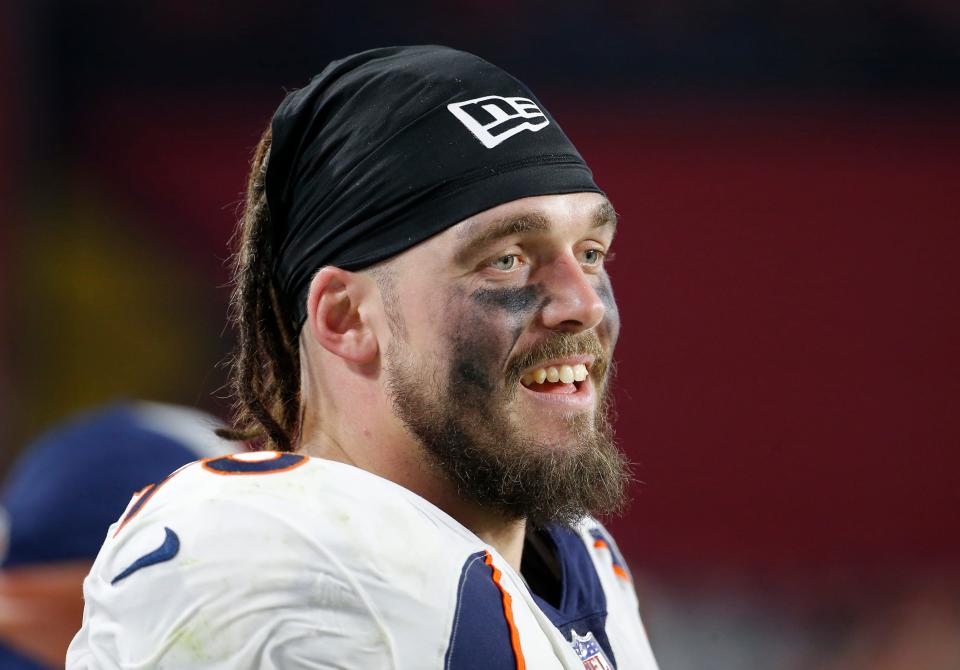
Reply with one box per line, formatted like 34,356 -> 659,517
217,126 -> 301,450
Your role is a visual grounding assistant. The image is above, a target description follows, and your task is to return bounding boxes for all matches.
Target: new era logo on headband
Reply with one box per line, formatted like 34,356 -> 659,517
447,95 -> 550,149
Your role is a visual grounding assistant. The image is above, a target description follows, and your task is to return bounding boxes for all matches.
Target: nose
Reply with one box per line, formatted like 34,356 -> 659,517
538,253 -> 605,332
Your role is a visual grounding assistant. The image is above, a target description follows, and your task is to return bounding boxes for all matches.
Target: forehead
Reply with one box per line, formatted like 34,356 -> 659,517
452,192 -> 615,242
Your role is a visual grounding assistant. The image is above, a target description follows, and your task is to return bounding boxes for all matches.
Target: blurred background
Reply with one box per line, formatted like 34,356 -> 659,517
2,1 -> 959,667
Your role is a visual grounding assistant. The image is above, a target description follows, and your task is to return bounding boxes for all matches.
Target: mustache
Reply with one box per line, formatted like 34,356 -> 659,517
505,332 -> 610,385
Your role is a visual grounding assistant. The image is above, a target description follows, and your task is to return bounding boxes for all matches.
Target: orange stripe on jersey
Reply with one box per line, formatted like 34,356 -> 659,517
589,528 -> 632,582
133,483 -> 153,498
113,484 -> 157,537
484,551 -> 526,670
113,463 -> 192,537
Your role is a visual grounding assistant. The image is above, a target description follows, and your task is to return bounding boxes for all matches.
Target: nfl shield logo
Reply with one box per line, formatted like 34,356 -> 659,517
569,631 -> 614,670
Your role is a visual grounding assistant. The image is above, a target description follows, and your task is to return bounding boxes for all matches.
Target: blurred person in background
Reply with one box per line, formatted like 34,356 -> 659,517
0,401 -> 239,669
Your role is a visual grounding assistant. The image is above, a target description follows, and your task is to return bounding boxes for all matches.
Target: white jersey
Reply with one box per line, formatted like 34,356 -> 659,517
68,452 -> 658,670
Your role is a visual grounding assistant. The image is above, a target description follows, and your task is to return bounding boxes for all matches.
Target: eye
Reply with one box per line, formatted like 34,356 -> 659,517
490,254 -> 520,271
582,248 -> 605,266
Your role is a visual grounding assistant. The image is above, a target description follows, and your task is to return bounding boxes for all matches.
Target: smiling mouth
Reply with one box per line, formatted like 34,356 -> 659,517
520,363 -> 589,395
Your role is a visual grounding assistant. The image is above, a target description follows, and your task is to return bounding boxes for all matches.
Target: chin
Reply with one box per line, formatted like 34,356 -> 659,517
517,424 -> 595,452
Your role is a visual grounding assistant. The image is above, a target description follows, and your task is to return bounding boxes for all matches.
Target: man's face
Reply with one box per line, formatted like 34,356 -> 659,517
380,192 -> 628,525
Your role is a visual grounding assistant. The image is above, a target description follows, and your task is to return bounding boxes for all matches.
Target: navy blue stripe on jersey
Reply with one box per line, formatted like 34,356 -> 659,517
445,551 -> 520,669
111,527 -> 180,584
530,525 -> 617,669
202,453 -> 306,474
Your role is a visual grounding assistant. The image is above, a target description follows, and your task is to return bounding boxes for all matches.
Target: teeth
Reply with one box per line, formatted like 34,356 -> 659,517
521,363 -> 590,386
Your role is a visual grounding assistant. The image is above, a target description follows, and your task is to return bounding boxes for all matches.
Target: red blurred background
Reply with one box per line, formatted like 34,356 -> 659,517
3,2 -> 959,667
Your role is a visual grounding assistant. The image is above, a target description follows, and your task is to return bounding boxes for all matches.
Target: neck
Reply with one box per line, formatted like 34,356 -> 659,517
461,512 -> 527,571
416,476 -> 528,571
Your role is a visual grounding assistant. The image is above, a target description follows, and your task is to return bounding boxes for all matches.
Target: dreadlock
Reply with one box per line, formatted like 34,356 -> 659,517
218,126 -> 301,451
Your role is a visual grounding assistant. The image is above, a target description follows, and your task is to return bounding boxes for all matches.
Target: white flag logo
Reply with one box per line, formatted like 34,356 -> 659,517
447,95 -> 550,149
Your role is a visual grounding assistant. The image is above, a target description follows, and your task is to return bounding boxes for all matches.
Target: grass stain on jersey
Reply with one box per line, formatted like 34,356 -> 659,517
169,615 -> 218,664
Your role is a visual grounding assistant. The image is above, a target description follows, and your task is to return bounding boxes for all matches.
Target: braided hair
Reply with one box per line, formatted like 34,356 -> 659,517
218,127 -> 301,451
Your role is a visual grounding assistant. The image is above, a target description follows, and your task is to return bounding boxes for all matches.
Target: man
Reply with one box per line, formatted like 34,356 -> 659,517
0,401 -> 237,669
68,46 -> 659,669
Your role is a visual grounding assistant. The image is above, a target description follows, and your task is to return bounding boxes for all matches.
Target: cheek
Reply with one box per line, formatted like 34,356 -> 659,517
596,276 -> 621,346
443,294 -> 515,395
470,285 -> 542,313
470,285 -> 547,350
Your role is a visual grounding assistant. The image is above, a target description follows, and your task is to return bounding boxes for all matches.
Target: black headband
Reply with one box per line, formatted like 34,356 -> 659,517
265,45 -> 603,325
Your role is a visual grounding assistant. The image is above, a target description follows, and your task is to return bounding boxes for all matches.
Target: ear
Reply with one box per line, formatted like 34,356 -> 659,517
305,266 -> 379,364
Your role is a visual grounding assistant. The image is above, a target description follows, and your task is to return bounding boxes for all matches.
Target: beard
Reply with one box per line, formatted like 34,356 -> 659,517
384,330 -> 630,527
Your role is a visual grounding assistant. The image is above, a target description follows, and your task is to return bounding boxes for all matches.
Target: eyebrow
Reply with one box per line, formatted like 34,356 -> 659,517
595,200 -> 618,231
453,200 -> 617,266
